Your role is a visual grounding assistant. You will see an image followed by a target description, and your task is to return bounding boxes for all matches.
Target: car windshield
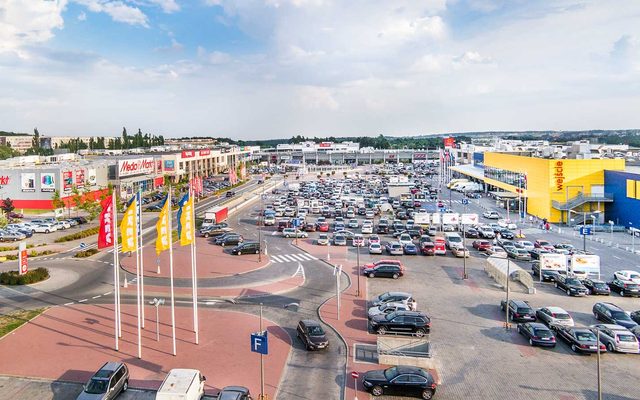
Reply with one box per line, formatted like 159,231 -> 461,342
535,329 -> 553,338
565,278 -> 581,285
594,282 -> 608,288
385,312 -> 398,321
384,367 -> 399,380
84,378 -> 108,394
308,325 -> 325,336
378,293 -> 390,301
575,332 -> 596,341
611,311 -> 632,320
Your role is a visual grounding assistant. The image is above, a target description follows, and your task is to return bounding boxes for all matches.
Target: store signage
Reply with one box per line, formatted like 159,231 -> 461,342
63,171 -> 73,191
388,154 -> 396,159
156,160 -> 162,173
164,160 -> 175,171
75,169 -> 85,188
19,242 -> 28,275
443,137 -> 455,148
319,142 -> 332,148
414,153 -> 426,160
154,176 -> 164,187
118,158 -> 155,177
40,172 -> 56,192
87,169 -> 97,186
554,161 -> 564,191
0,176 -> 9,186
199,149 -> 210,156
21,173 -> 36,192
181,150 -> 195,158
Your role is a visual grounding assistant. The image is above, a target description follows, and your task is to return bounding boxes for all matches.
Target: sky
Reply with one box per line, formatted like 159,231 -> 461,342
0,0 -> 639,139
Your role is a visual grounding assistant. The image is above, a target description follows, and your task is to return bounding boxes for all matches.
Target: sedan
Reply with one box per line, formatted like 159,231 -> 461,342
582,279 -> 610,295
507,248 -> 531,261
472,240 -> 492,251
385,242 -> 404,256
316,234 -> 329,246
464,228 -> 480,239
613,270 -> 640,284
556,327 -> 606,353
554,276 -> 589,297
333,235 -> 347,246
487,246 -> 508,258
362,366 -> 437,400
0,231 -> 26,242
216,386 -> 252,400
452,247 -> 470,258
368,234 -> 381,245
536,306 -> 575,328
403,243 -> 419,255
367,302 -> 410,320
368,243 -> 383,254
608,279 -> 640,297
517,322 -> 556,347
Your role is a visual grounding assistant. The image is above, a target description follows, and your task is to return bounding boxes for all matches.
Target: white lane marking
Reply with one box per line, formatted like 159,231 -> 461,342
64,302 -> 74,306
271,255 -> 284,263
271,231 -> 279,236
78,299 -> 87,303
92,295 -> 101,299
298,253 -> 317,260
288,254 -> 306,261
279,255 -> 296,262
103,292 -> 112,296
613,256 -> 622,260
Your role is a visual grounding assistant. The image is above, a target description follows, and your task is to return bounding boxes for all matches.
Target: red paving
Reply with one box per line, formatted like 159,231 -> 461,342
122,274 -> 304,298
120,237 -> 270,279
0,305 -> 290,397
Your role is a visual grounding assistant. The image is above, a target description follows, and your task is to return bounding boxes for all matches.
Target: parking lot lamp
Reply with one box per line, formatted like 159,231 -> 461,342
505,257 -> 511,330
596,326 -> 602,400
356,242 -> 361,297
462,224 -> 468,279
609,220 -> 614,243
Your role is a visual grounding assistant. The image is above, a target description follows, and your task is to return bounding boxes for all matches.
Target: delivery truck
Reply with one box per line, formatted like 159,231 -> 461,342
201,206 -> 228,228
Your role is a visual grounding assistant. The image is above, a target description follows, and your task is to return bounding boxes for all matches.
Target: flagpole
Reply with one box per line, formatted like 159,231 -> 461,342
167,188 -> 177,355
135,196 -> 142,359
138,190 -> 145,328
112,194 -> 120,351
190,186 -> 199,344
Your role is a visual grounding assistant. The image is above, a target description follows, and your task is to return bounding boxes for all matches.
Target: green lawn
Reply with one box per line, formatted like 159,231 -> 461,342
0,308 -> 46,338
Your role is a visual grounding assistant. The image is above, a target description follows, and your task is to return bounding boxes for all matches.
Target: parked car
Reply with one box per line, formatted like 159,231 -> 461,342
487,246 -> 507,258
403,243 -> 419,255
534,239 -> 554,251
367,302 -> 411,320
483,211 -> 500,219
0,231 -> 25,242
200,223 -> 231,238
613,270 -> 640,283
451,247 -> 470,258
296,319 -> 329,351
370,310 -> 431,337
529,248 -> 551,260
593,302 -> 638,329
231,241 -> 260,255
472,240 -> 492,251
363,262 -> 404,279
554,275 -> 589,297
303,223 -> 316,232
362,366 -> 437,400
76,362 -> 129,400
370,292 -> 416,310
368,234 -> 381,245
33,224 -> 58,233
632,310 -> 640,325
464,228 -> 480,238
368,243 -> 383,254
215,234 -> 243,246
500,299 -> 536,322
531,261 -> 561,281
420,242 -> 435,255
517,322 -> 556,347
385,241 -> 404,256
506,247 -> 531,261
478,226 -> 495,239
282,228 -> 308,238
582,279 -> 611,295
317,233 -> 329,246
333,235 -> 347,246
555,326 -> 606,354
536,306 -> 575,329
608,279 -> 640,297
590,324 -> 640,353
156,369 -> 206,400
352,234 -> 365,247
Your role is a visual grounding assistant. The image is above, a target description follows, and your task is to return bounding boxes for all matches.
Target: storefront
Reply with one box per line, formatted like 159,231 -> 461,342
604,170 -> 640,228
109,156 -> 164,199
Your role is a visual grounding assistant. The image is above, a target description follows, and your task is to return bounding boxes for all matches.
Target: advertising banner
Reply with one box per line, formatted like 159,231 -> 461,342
40,172 -> 56,192
319,142 -> 332,148
164,160 -> 175,171
19,242 -> 28,275
414,153 -> 426,160
87,169 -> 97,186
442,213 -> 460,225
154,176 -> 164,188
75,169 -> 85,188
63,171 -> 73,191
21,173 -> 36,192
199,149 -> 211,156
431,213 -> 441,224
181,150 -> 195,158
443,137 -> 455,148
156,160 -> 162,173
570,254 -> 600,276
460,213 -> 479,225
540,253 -> 568,272
97,196 -> 114,250
118,157 -> 155,177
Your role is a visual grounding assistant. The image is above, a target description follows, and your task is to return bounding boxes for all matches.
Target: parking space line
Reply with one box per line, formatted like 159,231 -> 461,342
77,299 -> 87,303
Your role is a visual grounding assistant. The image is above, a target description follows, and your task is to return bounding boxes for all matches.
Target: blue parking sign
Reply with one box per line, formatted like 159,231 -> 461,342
462,199 -> 469,205
579,227 -> 592,236
292,218 -> 302,227
251,332 -> 268,355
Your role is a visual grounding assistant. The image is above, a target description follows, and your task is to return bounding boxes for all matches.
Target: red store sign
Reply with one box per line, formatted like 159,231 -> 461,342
181,150 -> 195,158
0,176 -> 9,186
118,158 -> 155,177
199,149 -> 211,156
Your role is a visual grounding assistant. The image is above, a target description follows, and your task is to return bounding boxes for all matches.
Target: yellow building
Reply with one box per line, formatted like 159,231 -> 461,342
480,153 -> 625,224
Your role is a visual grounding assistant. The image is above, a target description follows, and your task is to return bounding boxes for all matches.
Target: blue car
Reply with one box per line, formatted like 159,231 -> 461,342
403,243 -> 419,255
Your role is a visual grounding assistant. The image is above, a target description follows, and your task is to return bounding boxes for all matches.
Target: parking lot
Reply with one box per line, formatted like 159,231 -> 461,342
263,165 -> 640,400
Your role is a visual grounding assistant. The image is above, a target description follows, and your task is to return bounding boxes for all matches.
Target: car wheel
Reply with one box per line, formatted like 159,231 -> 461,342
566,289 -> 571,296
123,380 -> 128,391
571,344 -> 577,352
607,343 -> 614,352
376,326 -> 387,335
45,230 -> 50,233
594,312 -> 600,320
371,386 -> 384,396
256,250 -> 259,254
529,338 -> 534,346
204,233 -> 210,238
620,289 -> 625,297
415,328 -> 427,337
422,389 -> 434,400
392,273 -> 399,279
554,283 -> 558,288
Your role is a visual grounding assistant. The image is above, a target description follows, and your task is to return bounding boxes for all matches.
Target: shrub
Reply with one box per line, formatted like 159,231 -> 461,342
74,248 -> 99,258
0,268 -> 49,285
4,250 -> 56,261
54,226 -> 100,243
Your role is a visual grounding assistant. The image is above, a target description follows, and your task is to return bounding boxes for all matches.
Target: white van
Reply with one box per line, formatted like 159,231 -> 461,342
155,369 -> 206,400
444,232 -> 463,250
447,179 -> 468,189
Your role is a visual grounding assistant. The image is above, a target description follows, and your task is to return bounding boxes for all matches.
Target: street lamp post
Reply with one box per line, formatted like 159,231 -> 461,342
596,326 -> 602,400
356,242 -> 361,297
609,220 -> 614,243
149,298 -> 165,341
462,224 -> 468,279
505,258 -> 511,330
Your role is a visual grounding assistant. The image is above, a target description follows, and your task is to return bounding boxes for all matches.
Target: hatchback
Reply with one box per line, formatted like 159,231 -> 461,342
363,263 -> 404,279
296,319 -> 329,351
590,324 -> 640,353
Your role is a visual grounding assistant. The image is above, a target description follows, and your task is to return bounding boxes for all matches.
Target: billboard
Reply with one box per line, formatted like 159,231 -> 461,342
414,213 -> 430,225
21,173 -> 36,192
319,142 -> 332,148
443,137 -> 455,148
63,171 -> 73,191
118,157 -> 155,177
164,160 -> 175,171
570,254 -> 600,276
431,213 -> 441,224
87,169 -> 97,186
75,169 -> 85,188
40,172 -> 56,192
460,213 -> 479,225
413,153 -> 426,160
181,150 -> 195,158
156,160 -> 162,173
442,213 -> 460,225
539,253 -> 567,272
199,149 -> 211,156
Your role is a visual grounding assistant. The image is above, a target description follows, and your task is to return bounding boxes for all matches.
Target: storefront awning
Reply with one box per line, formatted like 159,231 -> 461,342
450,164 -> 485,180
489,191 -> 522,199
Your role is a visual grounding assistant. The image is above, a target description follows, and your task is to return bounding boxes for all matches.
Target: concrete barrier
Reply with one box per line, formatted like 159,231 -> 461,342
485,257 -> 535,294
377,336 -> 438,371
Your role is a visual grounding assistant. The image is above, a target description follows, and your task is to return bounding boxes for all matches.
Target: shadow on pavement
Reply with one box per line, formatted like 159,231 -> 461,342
464,303 -> 503,322
51,379 -> 83,400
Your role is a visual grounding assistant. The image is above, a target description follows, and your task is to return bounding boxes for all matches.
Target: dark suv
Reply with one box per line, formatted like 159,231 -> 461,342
370,310 -> 431,337
77,362 -> 129,400
593,302 -> 639,329
216,233 -> 243,246
231,241 -> 260,255
500,299 -> 536,322
296,319 -> 329,351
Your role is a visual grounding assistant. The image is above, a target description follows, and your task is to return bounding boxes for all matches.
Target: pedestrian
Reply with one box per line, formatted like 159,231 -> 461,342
545,222 -> 550,231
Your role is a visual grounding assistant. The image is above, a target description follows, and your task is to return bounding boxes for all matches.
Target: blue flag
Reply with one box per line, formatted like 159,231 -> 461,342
176,192 -> 189,239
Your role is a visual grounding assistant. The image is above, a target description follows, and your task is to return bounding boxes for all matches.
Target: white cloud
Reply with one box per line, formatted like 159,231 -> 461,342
78,11 -> 87,21
297,86 -> 339,110
74,0 -> 149,27
147,0 -> 180,13
0,0 -> 67,53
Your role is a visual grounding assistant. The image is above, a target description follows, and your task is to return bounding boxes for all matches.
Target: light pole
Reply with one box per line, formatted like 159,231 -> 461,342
609,220 -> 614,243
596,326 -> 602,400
356,242 -> 361,297
505,257 -> 511,330
149,298 -> 165,341
259,303 -> 265,400
462,224 -> 468,279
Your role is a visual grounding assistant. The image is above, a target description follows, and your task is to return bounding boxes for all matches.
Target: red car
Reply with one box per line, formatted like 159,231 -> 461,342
421,242 -> 435,255
362,259 -> 403,272
534,239 -> 554,251
472,240 -> 492,251
437,201 -> 444,208
317,222 -> 330,232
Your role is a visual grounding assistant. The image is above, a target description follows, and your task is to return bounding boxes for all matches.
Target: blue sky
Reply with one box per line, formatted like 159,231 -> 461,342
0,0 -> 639,139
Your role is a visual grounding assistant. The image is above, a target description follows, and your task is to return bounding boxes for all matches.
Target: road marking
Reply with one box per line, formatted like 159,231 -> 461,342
64,302 -> 74,306
92,295 -> 101,299
613,256 -> 622,260
78,299 -> 87,303
271,231 -> 279,236
297,253 -> 317,260
103,292 -> 112,296
271,255 -> 284,263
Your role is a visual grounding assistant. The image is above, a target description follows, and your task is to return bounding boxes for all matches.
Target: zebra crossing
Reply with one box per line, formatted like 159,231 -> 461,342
423,199 -> 471,204
271,253 -> 318,263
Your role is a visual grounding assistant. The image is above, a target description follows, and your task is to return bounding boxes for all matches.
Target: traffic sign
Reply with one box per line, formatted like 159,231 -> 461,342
251,331 -> 268,355
351,371 -> 360,379
292,218 -> 302,227
462,198 -> 469,205
579,227 -> 592,236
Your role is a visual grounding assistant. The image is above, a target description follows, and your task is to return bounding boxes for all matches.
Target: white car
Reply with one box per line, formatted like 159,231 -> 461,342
33,223 -> 58,233
613,270 -> 640,284
487,246 -> 508,258
516,240 -> 534,251
55,221 -> 71,230
361,223 -> 373,234
497,219 -> 518,230
368,235 -> 381,245
483,211 -> 500,219
537,306 -> 575,328
398,233 -> 413,247
369,243 -> 383,254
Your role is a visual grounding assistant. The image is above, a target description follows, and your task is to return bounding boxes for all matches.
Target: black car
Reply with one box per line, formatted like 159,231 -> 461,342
500,299 -> 536,322
71,216 -> 88,224
464,228 -> 480,238
363,263 -> 404,279
582,279 -> 611,295
226,190 -> 236,197
517,322 -> 556,347
296,319 -> 329,351
531,262 -> 562,282
555,326 -> 606,353
231,241 -> 260,255
497,229 -> 515,240
363,365 -> 437,400
593,302 -> 638,329
217,386 -> 253,400
632,310 -> 640,325
370,310 -> 430,337
608,279 -> 640,297
554,275 -> 589,296
216,234 -> 243,246
529,248 -> 550,260
376,224 -> 389,234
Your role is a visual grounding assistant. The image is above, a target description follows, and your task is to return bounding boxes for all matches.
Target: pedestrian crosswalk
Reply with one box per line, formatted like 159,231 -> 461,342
271,253 -> 318,263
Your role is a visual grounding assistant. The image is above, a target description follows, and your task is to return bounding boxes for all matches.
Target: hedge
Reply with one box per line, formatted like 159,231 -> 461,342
0,268 -> 50,285
0,244 -> 37,252
54,226 -> 100,243
3,250 -> 57,261
74,248 -> 99,258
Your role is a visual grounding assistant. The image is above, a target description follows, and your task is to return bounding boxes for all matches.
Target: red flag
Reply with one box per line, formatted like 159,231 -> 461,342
98,195 -> 114,249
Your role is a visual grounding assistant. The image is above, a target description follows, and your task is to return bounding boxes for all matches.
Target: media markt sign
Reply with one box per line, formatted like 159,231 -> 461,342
18,242 -> 28,275
118,158 -> 156,177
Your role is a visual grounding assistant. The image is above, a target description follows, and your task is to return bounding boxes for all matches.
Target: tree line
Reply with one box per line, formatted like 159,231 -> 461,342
57,127 -> 165,152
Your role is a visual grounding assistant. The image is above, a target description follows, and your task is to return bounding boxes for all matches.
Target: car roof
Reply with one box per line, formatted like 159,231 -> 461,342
395,365 -> 429,377
546,306 -> 568,313
511,300 -> 530,307
597,302 -> 622,310
527,322 -> 550,329
300,319 -> 321,327
595,324 -> 628,330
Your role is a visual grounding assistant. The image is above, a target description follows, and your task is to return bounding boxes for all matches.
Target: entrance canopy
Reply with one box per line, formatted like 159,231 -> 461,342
489,191 -> 523,199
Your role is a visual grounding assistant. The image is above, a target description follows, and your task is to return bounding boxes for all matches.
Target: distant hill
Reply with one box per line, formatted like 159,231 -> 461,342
0,131 -> 30,136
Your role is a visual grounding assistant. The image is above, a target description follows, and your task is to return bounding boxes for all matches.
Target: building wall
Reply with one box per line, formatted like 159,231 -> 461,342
604,170 -> 640,228
484,153 -> 624,223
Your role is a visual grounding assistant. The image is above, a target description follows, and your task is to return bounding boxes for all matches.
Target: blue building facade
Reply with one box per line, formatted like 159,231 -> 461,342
604,170 -> 640,228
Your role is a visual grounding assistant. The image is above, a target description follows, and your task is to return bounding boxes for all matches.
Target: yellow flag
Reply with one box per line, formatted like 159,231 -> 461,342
155,198 -> 170,255
120,199 -> 138,252
179,195 -> 194,246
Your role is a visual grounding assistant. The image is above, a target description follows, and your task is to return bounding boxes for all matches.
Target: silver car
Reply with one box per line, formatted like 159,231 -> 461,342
367,302 -> 410,320
536,306 -> 575,328
77,362 -> 129,400
590,324 -> 640,354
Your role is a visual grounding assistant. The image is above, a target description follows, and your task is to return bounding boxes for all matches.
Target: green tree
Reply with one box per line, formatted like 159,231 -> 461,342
51,190 -> 65,210
1,198 -> 15,214
0,145 -> 19,160
71,186 -> 83,216
32,128 -> 40,150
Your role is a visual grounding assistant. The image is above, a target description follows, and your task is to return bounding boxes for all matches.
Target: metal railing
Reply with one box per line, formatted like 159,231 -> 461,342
377,337 -> 432,358
552,192 -> 613,211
